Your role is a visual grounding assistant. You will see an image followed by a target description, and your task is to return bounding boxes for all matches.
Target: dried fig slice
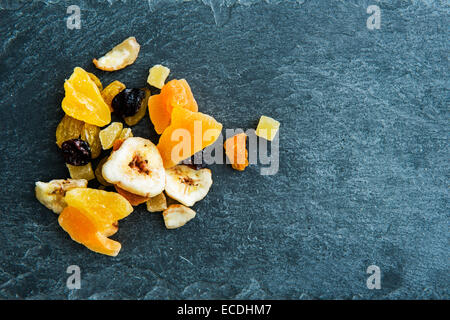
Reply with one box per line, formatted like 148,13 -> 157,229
93,37 -> 140,71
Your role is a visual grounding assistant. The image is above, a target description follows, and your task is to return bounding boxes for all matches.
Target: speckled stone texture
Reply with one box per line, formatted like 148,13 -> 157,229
0,0 -> 448,299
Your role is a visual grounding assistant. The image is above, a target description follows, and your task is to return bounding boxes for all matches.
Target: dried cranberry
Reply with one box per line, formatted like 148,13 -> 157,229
61,139 -> 91,166
112,88 -> 145,117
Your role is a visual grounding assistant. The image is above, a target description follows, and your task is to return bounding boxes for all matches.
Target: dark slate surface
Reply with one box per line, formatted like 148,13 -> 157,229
0,0 -> 448,299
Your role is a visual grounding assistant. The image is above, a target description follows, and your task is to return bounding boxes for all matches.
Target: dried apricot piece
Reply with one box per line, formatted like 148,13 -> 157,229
81,123 -> 101,159
64,188 -> 133,234
147,64 -> 170,89
88,72 -> 103,91
93,37 -> 140,71
99,122 -> 123,150
58,206 -> 121,257
157,107 -> 222,168
55,115 -> 84,148
255,115 -> 280,141
224,133 -> 249,171
146,193 -> 167,212
114,185 -> 149,206
123,88 -> 150,126
101,81 -> 126,112
149,79 -> 198,134
62,67 -> 111,126
66,163 -> 95,181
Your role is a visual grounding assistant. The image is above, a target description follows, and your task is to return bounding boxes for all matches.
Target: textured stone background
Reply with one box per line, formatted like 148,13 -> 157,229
0,0 -> 448,299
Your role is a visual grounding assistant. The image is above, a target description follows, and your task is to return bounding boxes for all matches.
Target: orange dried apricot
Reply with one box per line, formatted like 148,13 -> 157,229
64,188 -> 133,234
157,107 -> 222,168
224,133 -> 249,171
114,185 -> 149,206
62,67 -> 111,126
112,139 -> 124,151
58,206 -> 121,257
149,79 -> 198,134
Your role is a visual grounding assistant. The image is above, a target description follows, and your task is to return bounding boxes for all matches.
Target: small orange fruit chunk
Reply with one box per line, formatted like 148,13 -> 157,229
149,79 -> 198,134
157,107 -> 222,168
64,188 -> 133,234
114,185 -> 149,206
224,133 -> 249,171
58,206 -> 121,257
62,67 -> 111,127
93,37 -> 140,71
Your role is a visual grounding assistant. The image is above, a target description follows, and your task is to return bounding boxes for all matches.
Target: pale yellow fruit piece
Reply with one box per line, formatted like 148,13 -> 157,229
162,204 -> 196,229
146,193 -> 167,212
99,122 -> 123,149
255,115 -> 280,141
147,64 -> 170,89
66,163 -> 95,181
35,179 -> 88,214
119,127 -> 133,140
93,37 -> 140,71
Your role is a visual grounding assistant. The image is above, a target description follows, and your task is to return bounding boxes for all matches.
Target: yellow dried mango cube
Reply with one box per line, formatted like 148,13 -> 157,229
147,64 -> 170,89
255,116 -> 280,141
99,122 -> 123,149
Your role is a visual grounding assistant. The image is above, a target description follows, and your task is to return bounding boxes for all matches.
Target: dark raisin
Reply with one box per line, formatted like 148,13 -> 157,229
182,152 -> 206,170
61,139 -> 91,166
112,88 -> 145,117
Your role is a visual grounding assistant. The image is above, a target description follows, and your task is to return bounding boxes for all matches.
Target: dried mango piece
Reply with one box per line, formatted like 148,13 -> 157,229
95,157 -> 113,187
114,185 -> 149,206
62,67 -> 111,126
81,123 -> 101,159
224,133 -> 249,171
55,115 -> 84,148
88,72 -> 103,91
93,37 -> 140,71
64,188 -> 133,233
147,64 -> 170,89
58,206 -> 121,257
101,81 -> 126,112
66,163 -> 95,181
123,88 -> 150,126
255,116 -> 280,141
146,193 -> 167,212
99,122 -> 123,150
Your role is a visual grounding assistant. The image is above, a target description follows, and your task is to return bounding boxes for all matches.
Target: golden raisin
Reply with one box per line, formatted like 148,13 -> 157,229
55,115 -> 84,148
101,81 -> 126,112
81,123 -> 102,159
88,72 -> 103,91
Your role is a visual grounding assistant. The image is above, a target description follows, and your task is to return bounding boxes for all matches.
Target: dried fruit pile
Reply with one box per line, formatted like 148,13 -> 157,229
35,37 -> 280,256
